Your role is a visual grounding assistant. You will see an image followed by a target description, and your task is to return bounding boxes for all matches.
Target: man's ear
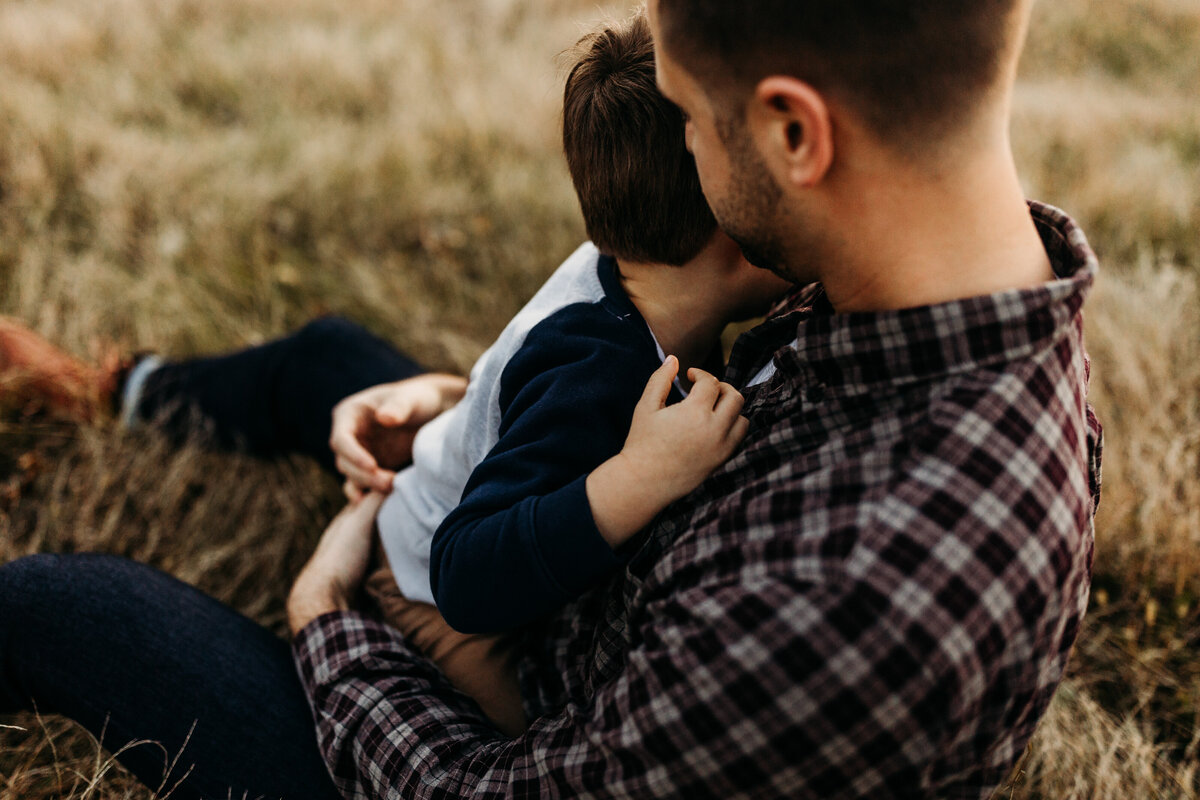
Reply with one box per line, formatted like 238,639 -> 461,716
746,76 -> 834,189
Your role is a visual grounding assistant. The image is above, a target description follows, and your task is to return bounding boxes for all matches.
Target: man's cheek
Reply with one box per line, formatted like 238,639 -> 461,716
695,157 -> 729,212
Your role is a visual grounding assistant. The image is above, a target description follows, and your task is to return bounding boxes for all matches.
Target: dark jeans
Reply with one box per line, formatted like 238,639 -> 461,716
0,317 -> 424,799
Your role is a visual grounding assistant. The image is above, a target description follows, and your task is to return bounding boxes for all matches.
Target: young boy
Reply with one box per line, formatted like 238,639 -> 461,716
357,11 -> 788,735
0,11 -> 790,736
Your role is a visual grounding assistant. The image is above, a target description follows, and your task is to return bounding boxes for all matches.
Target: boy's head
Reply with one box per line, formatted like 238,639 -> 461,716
563,11 -> 717,267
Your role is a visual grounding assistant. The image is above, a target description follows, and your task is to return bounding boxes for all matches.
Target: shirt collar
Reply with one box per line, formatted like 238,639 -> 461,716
728,201 -> 1098,397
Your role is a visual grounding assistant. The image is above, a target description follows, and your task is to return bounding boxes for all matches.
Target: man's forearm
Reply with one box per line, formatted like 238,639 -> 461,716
292,611 -> 510,800
289,577 -> 903,800
286,578 -> 347,636
287,493 -> 384,636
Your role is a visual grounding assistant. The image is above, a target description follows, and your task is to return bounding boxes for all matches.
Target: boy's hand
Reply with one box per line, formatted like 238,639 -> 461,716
624,356 -> 749,500
586,357 -> 749,549
330,373 -> 468,498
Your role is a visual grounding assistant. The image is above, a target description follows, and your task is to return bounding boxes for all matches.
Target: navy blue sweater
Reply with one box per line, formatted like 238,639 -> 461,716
429,254 -> 683,634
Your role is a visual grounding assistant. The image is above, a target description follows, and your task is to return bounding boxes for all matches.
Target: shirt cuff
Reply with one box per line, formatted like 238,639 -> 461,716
292,609 -> 413,690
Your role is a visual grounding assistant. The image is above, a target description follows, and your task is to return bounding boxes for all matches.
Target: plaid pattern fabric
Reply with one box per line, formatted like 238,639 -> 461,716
294,202 -> 1102,799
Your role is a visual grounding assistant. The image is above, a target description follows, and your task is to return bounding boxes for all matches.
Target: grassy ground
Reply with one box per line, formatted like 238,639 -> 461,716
1,0 -> 1198,796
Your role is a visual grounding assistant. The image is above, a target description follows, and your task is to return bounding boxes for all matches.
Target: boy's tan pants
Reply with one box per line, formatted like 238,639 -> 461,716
363,543 -> 527,738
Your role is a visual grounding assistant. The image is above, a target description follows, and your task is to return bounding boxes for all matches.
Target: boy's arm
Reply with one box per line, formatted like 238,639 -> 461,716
430,310 -> 663,633
587,356 -> 747,548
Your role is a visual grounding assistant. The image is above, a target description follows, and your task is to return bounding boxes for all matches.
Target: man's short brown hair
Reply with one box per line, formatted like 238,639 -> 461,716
655,0 -> 1022,148
563,12 -> 717,266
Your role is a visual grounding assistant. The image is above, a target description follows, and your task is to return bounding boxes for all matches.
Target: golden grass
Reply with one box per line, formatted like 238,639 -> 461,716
2,0 -> 1199,796
1003,262 -> 1200,799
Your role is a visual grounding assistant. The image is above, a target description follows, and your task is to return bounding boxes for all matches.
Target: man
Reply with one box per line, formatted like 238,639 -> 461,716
284,1 -> 1101,797
0,2 -> 1100,799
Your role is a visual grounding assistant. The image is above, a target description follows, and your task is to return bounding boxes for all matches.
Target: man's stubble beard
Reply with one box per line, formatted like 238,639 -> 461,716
711,116 -> 815,285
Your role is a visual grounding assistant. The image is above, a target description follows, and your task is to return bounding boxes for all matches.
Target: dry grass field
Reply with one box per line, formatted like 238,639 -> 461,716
1,0 -> 1198,796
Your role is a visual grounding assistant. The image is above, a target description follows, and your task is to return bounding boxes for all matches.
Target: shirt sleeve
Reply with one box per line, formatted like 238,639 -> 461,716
293,569 -> 923,800
430,306 -> 665,634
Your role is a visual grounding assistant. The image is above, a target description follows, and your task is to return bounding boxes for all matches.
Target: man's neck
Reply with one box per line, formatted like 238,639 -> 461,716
818,142 -> 1053,314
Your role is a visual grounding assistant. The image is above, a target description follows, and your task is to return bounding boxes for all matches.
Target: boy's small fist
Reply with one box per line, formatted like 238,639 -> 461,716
625,357 -> 750,502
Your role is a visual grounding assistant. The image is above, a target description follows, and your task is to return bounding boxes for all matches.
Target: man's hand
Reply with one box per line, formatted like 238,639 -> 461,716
330,373 -> 468,499
287,491 -> 387,636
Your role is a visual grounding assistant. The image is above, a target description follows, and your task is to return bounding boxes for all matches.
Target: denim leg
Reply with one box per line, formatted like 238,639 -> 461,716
135,316 -> 425,471
0,553 -> 340,800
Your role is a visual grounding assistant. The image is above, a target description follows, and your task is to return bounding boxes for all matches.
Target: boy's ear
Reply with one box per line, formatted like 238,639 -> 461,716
745,76 -> 834,190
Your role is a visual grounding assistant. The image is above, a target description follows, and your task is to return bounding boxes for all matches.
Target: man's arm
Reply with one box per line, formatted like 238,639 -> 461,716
287,493 -> 386,634
292,573 -> 952,800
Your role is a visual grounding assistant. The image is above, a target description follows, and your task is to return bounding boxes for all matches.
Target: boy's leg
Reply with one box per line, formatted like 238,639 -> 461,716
133,316 -> 424,471
363,560 -> 527,738
0,553 -> 340,800
1,315 -> 424,471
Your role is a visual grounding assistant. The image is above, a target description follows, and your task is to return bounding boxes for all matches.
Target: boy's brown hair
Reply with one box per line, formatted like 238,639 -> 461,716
563,12 -> 717,266
655,0 -> 1023,150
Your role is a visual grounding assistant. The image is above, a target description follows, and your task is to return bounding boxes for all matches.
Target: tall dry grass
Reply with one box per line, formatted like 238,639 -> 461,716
1,0 -> 1199,796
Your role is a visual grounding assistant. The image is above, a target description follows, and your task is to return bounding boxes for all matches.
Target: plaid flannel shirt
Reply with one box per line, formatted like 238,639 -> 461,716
294,202 -> 1102,800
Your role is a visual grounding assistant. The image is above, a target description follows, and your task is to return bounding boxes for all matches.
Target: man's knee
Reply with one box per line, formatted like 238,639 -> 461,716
0,553 -> 63,619
0,554 -> 65,710
0,553 -> 136,635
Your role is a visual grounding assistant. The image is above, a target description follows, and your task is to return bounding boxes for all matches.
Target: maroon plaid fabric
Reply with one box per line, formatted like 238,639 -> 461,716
294,202 -> 1102,799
